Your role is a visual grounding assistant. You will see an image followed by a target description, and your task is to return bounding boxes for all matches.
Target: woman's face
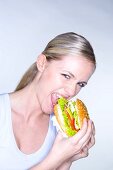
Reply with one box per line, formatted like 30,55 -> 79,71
36,55 -> 95,114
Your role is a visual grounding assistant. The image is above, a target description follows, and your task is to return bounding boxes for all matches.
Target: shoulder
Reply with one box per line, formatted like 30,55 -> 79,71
0,93 -> 9,132
0,93 -> 9,105
0,93 -> 10,118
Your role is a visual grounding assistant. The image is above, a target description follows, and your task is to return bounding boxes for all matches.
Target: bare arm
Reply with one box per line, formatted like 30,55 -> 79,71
31,155 -> 56,170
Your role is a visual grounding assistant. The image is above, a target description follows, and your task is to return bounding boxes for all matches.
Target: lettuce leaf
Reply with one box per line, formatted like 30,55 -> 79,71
58,97 -> 67,111
65,126 -> 77,136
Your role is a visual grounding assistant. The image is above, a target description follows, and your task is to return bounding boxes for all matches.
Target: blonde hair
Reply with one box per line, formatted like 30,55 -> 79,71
15,32 -> 96,91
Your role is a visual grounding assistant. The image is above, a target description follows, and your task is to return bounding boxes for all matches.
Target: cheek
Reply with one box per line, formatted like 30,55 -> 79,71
38,70 -> 56,95
76,85 -> 82,95
38,67 -> 63,99
44,70 -> 61,88
37,76 -> 57,113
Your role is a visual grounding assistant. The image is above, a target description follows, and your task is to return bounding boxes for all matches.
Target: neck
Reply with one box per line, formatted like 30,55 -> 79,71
9,81 -> 45,121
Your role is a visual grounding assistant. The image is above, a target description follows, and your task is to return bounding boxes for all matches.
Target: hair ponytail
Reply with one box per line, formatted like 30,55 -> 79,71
15,62 -> 38,91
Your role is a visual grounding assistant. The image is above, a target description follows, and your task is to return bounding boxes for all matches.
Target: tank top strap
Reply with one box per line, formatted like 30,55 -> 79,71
0,93 -> 11,146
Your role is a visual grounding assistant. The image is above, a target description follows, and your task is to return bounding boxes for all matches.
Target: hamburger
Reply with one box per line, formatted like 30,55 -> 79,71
53,97 -> 89,137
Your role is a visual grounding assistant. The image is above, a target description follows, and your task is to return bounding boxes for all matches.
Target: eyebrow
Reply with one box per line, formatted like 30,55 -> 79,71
63,70 -> 75,78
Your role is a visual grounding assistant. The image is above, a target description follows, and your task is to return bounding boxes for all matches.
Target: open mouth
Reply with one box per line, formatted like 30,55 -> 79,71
51,93 -> 70,108
51,93 -> 62,107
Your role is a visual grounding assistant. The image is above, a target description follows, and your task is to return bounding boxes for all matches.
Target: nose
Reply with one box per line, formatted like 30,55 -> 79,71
64,83 -> 79,98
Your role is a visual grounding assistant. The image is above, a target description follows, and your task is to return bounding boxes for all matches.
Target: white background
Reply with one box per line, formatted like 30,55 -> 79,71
0,0 -> 113,170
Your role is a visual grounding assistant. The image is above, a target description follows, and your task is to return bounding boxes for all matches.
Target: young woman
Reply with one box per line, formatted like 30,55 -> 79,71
0,32 -> 96,170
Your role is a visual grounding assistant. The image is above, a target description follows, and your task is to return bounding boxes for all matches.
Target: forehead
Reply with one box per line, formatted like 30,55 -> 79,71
48,55 -> 95,80
49,55 -> 94,70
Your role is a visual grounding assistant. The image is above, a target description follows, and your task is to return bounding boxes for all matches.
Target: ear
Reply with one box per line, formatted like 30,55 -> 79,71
36,54 -> 47,72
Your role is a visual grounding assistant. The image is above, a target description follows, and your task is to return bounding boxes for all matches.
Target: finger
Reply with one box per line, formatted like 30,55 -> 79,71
82,120 -> 95,148
81,146 -> 89,158
70,118 -> 88,144
74,146 -> 89,160
81,136 -> 91,149
92,121 -> 96,136
78,119 -> 92,148
70,146 -> 88,161
86,134 -> 95,149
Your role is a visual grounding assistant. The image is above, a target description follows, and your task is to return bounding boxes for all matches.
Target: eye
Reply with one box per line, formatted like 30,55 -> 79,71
61,73 -> 71,80
77,82 -> 86,88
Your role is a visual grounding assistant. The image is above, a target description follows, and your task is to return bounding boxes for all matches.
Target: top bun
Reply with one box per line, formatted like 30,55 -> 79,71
75,99 -> 89,128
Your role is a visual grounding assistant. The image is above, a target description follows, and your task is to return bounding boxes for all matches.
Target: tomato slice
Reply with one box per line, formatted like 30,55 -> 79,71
65,109 -> 76,130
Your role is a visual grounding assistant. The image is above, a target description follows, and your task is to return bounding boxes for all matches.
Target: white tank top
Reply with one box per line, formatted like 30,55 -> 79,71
0,93 -> 57,170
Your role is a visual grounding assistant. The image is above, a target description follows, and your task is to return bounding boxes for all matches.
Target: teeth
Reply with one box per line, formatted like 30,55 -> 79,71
56,94 -> 62,99
51,93 -> 68,107
51,93 -> 62,106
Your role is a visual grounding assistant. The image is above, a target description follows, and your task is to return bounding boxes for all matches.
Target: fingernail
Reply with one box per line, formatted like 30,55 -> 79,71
84,118 -> 87,122
89,119 -> 93,123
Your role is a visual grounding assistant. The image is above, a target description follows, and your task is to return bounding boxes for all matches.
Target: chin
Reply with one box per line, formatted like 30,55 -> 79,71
41,96 -> 54,114
42,105 -> 53,115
